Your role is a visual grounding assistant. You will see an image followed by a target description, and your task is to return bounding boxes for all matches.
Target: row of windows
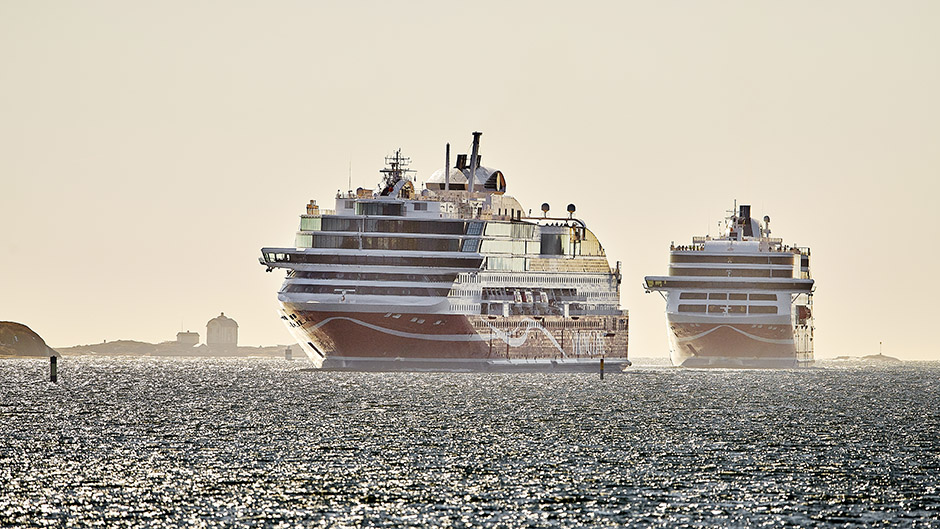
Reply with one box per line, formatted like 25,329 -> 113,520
678,304 -> 778,314
361,218 -> 464,234
364,237 -> 462,252
669,268 -> 794,278
290,271 -> 459,283
481,239 -> 528,255
481,287 -> 585,302
481,273 -> 610,286
487,257 -> 526,272
449,303 -> 480,314
265,252 -> 483,269
679,292 -> 777,301
295,227 -> 603,259
301,217 -> 468,235
296,234 -> 466,252
671,254 -> 797,265
485,222 -> 536,239
646,279 -> 812,291
475,317 -> 619,330
284,284 -> 451,297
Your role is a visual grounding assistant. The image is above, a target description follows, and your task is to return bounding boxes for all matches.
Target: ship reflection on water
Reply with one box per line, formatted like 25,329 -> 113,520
1,356 -> 937,527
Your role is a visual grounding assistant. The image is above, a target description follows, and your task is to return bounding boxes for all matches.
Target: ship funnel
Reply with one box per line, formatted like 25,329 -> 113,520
468,131 -> 482,192
445,143 -> 450,191
739,205 -> 753,237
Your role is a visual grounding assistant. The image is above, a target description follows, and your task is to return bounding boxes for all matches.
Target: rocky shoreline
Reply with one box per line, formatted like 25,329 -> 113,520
0,322 -> 58,358
0,322 -> 292,358
56,340 -> 294,358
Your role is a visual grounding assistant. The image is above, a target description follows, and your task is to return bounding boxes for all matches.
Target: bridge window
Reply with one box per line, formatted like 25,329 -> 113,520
356,202 -> 403,216
748,305 -> 777,314
679,292 -> 707,300
749,294 -> 777,301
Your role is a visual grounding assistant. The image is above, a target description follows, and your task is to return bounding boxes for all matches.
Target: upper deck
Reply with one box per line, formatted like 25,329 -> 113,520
644,204 -> 814,292
261,132 -> 619,278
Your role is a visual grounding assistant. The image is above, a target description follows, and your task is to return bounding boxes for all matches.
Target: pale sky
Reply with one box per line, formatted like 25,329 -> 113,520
2,1 -> 938,360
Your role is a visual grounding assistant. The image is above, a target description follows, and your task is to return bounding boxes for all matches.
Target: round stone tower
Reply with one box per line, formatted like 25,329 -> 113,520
206,312 -> 238,349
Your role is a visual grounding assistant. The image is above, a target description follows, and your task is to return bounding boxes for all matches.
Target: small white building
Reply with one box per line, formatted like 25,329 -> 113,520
176,331 -> 199,345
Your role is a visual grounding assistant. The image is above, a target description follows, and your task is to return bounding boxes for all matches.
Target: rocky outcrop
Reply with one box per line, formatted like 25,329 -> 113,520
0,322 -> 57,357
861,353 -> 903,364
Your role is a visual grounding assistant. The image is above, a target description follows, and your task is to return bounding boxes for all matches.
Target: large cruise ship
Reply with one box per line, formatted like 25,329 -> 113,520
643,204 -> 814,368
259,132 -> 629,371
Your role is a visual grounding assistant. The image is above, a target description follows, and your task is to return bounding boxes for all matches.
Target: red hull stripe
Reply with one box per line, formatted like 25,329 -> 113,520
675,324 -> 794,345
313,316 -> 565,354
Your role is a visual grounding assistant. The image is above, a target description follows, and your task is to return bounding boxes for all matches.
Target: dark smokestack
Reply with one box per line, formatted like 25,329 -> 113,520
445,143 -> 450,191
739,205 -> 753,236
468,131 -> 482,192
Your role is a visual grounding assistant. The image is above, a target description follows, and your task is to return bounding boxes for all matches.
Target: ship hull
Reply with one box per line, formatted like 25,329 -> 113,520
280,305 -> 630,372
665,315 -> 812,368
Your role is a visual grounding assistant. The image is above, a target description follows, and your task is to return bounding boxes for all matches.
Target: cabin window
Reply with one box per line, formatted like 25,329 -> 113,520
322,218 -> 360,232
309,234 -> 359,249
299,217 -> 321,231
413,203 -> 428,211
708,304 -> 746,314
481,239 -> 527,255
678,304 -> 707,313
729,293 -> 748,300
708,293 -> 728,300
462,239 -> 481,252
748,305 -> 777,314
295,234 -> 313,248
679,292 -> 707,300
749,293 -> 777,301
485,223 -> 513,237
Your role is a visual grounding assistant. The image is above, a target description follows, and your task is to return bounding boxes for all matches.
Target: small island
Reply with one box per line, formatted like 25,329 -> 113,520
831,354 -> 903,365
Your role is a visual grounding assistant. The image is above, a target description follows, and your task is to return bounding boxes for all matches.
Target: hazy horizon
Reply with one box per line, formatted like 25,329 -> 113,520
3,1 -> 938,360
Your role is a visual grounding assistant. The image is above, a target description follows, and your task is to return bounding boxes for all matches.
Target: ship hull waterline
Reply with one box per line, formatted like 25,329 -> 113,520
665,315 -> 813,369
280,306 -> 631,373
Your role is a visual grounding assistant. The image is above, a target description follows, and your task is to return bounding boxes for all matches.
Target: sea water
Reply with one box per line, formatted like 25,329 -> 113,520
1,357 -> 937,528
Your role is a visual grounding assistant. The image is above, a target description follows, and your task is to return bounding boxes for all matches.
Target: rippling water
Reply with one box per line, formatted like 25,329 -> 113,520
1,357 -> 938,528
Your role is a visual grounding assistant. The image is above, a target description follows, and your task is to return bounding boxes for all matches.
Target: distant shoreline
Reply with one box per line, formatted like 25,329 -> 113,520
52,340 -> 296,358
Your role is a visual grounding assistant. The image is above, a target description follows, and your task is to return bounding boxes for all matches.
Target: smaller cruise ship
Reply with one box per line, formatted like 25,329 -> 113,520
643,204 -> 814,368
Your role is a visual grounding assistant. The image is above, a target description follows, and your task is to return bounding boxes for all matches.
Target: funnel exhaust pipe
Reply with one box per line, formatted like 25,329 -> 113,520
468,131 -> 482,193
444,143 -> 450,191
